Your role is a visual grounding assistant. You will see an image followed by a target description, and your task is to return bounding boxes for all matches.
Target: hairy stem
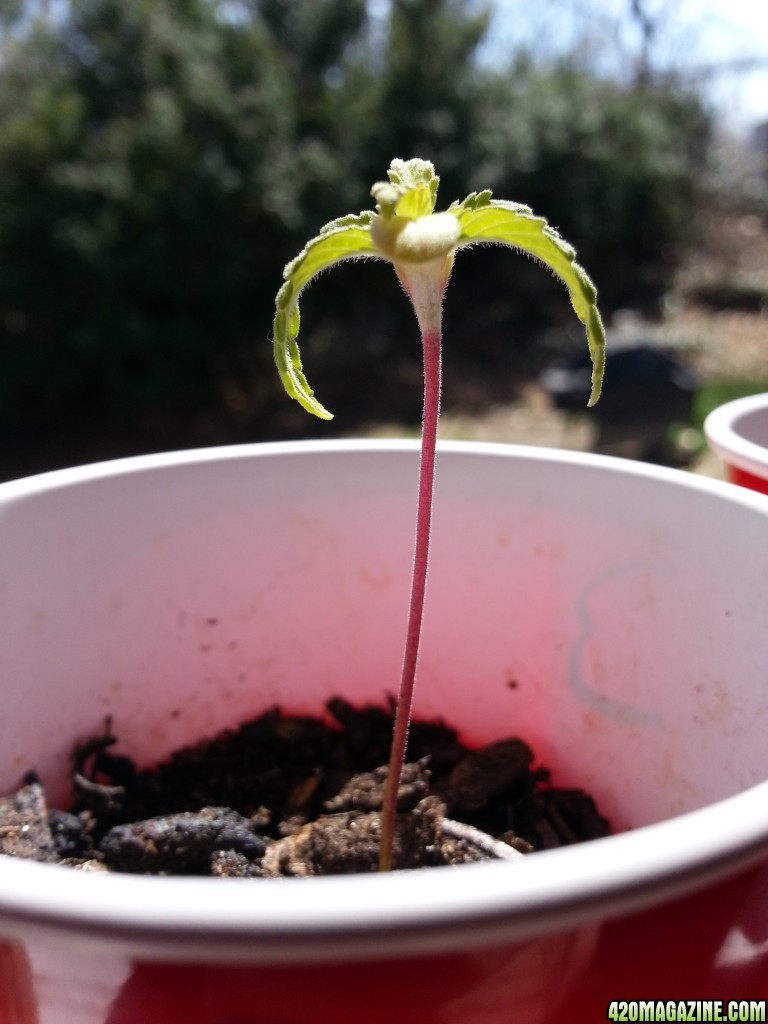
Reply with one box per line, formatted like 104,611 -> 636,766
379,325 -> 442,872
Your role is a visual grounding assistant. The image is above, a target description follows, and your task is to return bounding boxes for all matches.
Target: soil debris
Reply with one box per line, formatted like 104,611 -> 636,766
0,699 -> 611,876
99,806 -> 267,875
0,777 -> 58,863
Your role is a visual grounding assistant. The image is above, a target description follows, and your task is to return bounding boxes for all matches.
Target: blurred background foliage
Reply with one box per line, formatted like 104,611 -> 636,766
0,0 -> 726,475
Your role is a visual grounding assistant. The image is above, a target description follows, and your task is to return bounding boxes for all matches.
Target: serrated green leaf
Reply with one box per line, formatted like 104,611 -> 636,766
454,198 -> 605,404
395,182 -> 434,219
274,163 -> 605,418
386,158 -> 439,209
273,218 -> 379,419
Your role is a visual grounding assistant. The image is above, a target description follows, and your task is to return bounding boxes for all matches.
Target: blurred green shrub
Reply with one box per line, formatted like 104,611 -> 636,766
473,57 -> 712,312
0,0 -> 713,470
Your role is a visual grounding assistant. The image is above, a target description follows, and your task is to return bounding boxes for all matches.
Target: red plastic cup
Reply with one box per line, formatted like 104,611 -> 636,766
1,441 -> 768,1022
705,392 -> 768,496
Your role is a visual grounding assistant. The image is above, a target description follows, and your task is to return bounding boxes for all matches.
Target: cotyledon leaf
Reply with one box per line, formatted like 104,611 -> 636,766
451,195 -> 605,405
273,216 -> 379,419
274,165 -> 605,418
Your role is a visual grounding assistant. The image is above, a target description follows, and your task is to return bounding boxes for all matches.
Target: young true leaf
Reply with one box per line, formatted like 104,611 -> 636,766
273,158 -> 606,871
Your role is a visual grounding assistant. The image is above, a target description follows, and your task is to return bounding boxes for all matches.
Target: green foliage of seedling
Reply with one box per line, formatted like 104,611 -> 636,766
273,158 -> 606,871
274,158 -> 604,420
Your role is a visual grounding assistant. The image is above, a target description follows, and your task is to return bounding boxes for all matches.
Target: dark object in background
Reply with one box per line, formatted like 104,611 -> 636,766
539,341 -> 698,466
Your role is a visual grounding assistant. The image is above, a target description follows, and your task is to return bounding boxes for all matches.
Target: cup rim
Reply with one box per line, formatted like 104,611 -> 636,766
2,440 -> 768,962
704,392 -> 768,480
2,778 -> 768,962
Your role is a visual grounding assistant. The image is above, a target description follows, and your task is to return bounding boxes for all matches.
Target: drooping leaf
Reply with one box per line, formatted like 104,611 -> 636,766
273,213 -> 379,418
451,194 -> 605,405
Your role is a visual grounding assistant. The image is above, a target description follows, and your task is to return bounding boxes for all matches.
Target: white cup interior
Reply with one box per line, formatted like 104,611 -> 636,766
1,441 -> 767,828
1,440 -> 768,948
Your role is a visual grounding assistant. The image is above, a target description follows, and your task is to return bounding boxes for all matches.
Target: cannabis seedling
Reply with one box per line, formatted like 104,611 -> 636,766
273,158 -> 605,871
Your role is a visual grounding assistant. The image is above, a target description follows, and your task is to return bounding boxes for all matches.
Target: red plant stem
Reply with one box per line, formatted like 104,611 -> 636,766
379,324 -> 442,872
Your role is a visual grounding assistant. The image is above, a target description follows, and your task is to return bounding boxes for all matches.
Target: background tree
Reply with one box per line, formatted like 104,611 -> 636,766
474,58 -> 712,313
364,0 -> 491,192
0,0 -> 295,454
0,0 -> 715,476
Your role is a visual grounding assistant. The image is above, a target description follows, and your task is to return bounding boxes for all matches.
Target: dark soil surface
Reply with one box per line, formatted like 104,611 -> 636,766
0,699 -> 611,876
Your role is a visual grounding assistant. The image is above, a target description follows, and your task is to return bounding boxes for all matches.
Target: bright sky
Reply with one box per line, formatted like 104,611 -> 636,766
487,0 -> 768,135
688,0 -> 768,131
